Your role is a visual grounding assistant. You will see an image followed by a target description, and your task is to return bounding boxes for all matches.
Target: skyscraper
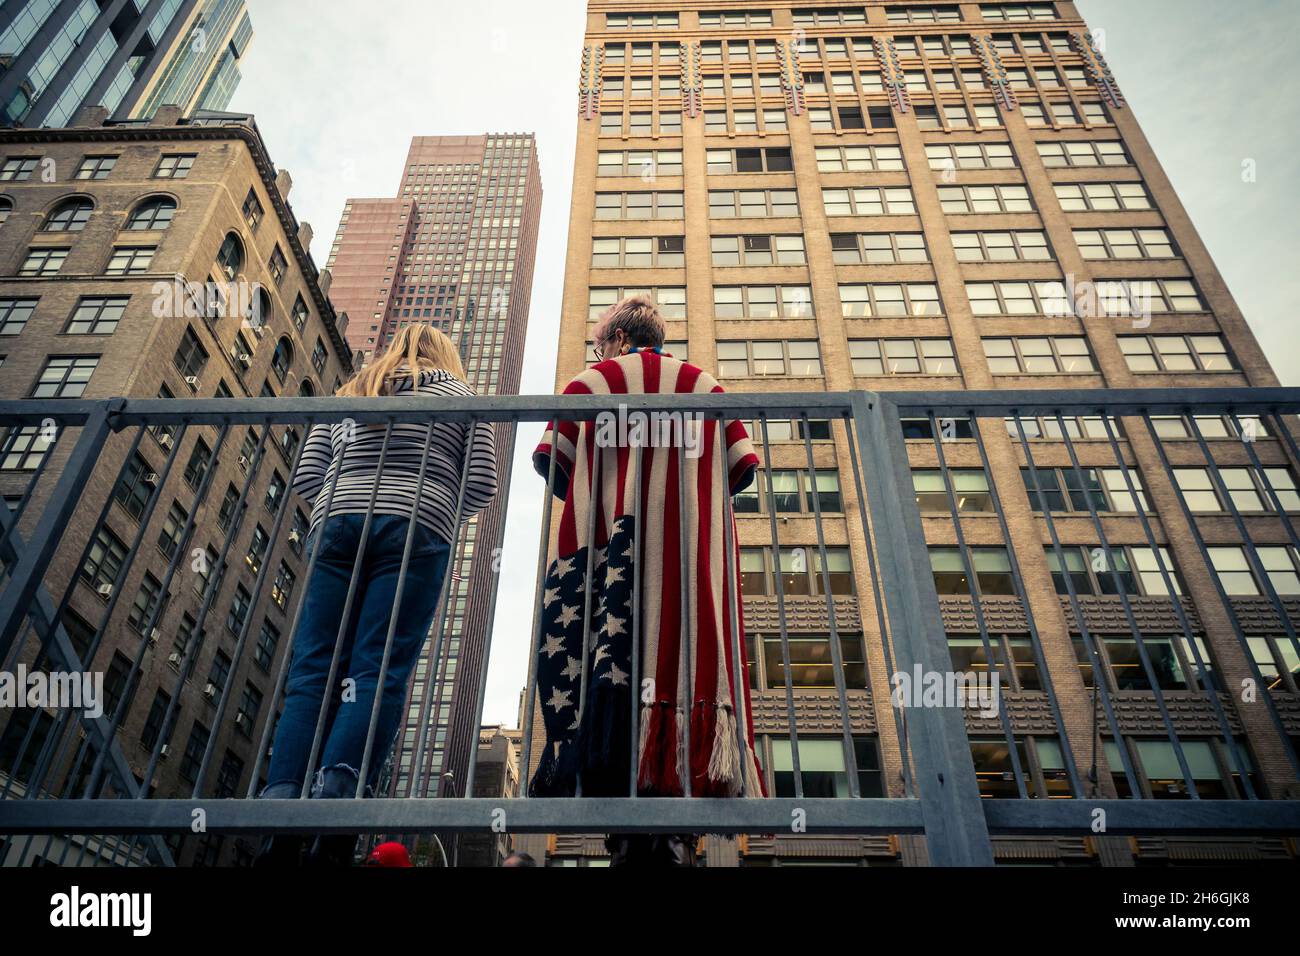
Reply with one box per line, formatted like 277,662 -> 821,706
528,0 -> 1297,867
326,134 -> 542,800
0,0 -> 252,129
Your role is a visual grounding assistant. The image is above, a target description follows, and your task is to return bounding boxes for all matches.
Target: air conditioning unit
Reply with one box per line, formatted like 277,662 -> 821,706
167,652 -> 181,666
288,530 -> 302,544
237,455 -> 250,469
159,744 -> 170,760
147,628 -> 159,646
203,683 -> 217,699
184,375 -> 200,388
97,583 -> 113,597
234,713 -> 246,727
143,472 -> 160,485
158,434 -> 174,449
238,353 -> 252,364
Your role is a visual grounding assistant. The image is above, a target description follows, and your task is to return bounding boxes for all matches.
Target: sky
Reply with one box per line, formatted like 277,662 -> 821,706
227,0 -> 1300,729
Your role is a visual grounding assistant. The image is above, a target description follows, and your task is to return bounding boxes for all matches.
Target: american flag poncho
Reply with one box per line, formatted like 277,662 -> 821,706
529,349 -> 765,799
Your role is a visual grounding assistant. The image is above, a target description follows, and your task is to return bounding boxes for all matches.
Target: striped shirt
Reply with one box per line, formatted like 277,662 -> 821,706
291,369 -> 498,545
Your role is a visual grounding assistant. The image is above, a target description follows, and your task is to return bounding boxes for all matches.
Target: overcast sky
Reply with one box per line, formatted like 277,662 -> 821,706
228,0 -> 1300,730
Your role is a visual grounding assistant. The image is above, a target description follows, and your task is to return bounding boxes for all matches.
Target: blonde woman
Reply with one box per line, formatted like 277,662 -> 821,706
256,325 -> 497,865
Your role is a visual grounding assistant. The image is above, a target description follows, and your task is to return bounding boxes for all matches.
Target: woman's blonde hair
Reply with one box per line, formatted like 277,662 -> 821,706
337,324 -> 467,397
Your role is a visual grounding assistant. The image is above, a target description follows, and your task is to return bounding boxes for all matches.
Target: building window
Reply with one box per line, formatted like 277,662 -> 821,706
771,736 -> 882,798
822,187 -> 916,216
1119,335 -> 1234,373
125,197 -> 176,231
1046,545 -> 1185,598
937,186 -> 1033,216
19,247 -> 68,275
0,298 -> 37,334
713,286 -> 813,319
1037,140 -> 1129,167
74,155 -> 117,180
983,337 -> 1095,374
271,562 -> 296,612
105,246 -> 156,275
112,453 -> 155,521
154,154 -> 196,179
926,143 -> 1016,171
708,147 -> 793,174
951,231 -> 1051,262
269,245 -> 288,284
227,584 -> 253,635
717,340 -> 822,377
840,283 -> 942,317
246,525 -> 269,575
174,327 -> 209,380
1055,182 -> 1152,212
734,470 -> 842,515
850,339 -> 957,376
242,189 -> 264,231
271,337 -> 294,383
591,236 -> 684,268
216,232 -> 244,280
0,425 -> 56,470
184,438 -> 212,490
81,525 -> 128,594
43,198 -> 93,232
31,356 -> 97,397
66,296 -> 128,334
710,235 -> 806,266
0,157 -> 38,181
830,232 -> 928,264
292,295 -> 310,331
594,191 -> 684,219
255,620 -> 281,671
156,501 -> 186,560
930,546 -> 1016,594
1075,228 -> 1175,260
913,469 -> 994,512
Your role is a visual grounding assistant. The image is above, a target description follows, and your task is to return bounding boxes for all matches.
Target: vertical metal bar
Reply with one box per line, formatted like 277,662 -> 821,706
516,424 -> 561,798
1144,413 -> 1300,779
927,411 -> 1027,799
758,415 -> 802,798
853,392 -> 992,866
675,430 -> 692,798
1098,415 -> 1256,797
112,423 -> 235,798
841,409 -> 914,797
717,414 -> 750,795
627,441 -> 643,797
246,421 -> 350,796
355,422 -> 438,796
410,414 -> 476,798
800,413 -> 860,798
0,403 -> 114,662
0,422 -> 65,555
969,417 -> 1082,797
1056,414 -> 1198,796
192,417 -> 312,798
300,420 -> 395,797
1239,421 -> 1300,664
1011,413 -> 1140,796
574,441 -> 603,798
463,436 -> 517,800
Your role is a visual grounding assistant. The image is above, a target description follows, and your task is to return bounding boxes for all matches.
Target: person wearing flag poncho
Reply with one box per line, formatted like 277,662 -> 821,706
529,295 -> 766,856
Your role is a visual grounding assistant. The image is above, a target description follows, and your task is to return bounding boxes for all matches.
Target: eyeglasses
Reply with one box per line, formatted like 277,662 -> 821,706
594,329 -> 625,361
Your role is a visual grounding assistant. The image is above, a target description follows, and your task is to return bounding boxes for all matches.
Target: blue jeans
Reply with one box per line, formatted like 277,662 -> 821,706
261,513 -> 451,799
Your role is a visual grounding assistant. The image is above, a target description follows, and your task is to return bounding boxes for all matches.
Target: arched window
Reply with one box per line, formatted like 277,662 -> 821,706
126,197 -> 176,231
0,197 -> 12,227
271,337 -> 293,383
44,197 -> 93,232
249,287 -> 272,330
216,232 -> 244,280
298,379 -> 316,397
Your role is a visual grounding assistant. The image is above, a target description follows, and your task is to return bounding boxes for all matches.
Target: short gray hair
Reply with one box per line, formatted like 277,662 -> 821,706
592,293 -> 665,350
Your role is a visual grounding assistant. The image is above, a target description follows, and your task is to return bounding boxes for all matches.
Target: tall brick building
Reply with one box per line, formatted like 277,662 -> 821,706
326,134 -> 542,802
0,106 -> 352,866
523,0 -> 1299,866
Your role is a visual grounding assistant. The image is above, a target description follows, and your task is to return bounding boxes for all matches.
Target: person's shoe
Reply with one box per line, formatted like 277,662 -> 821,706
253,834 -> 305,867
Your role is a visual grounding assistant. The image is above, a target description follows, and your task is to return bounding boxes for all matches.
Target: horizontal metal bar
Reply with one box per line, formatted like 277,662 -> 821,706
1,387 -> 1296,427
1,797 -> 1294,837
0,798 -> 926,835
984,800 -> 1300,836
